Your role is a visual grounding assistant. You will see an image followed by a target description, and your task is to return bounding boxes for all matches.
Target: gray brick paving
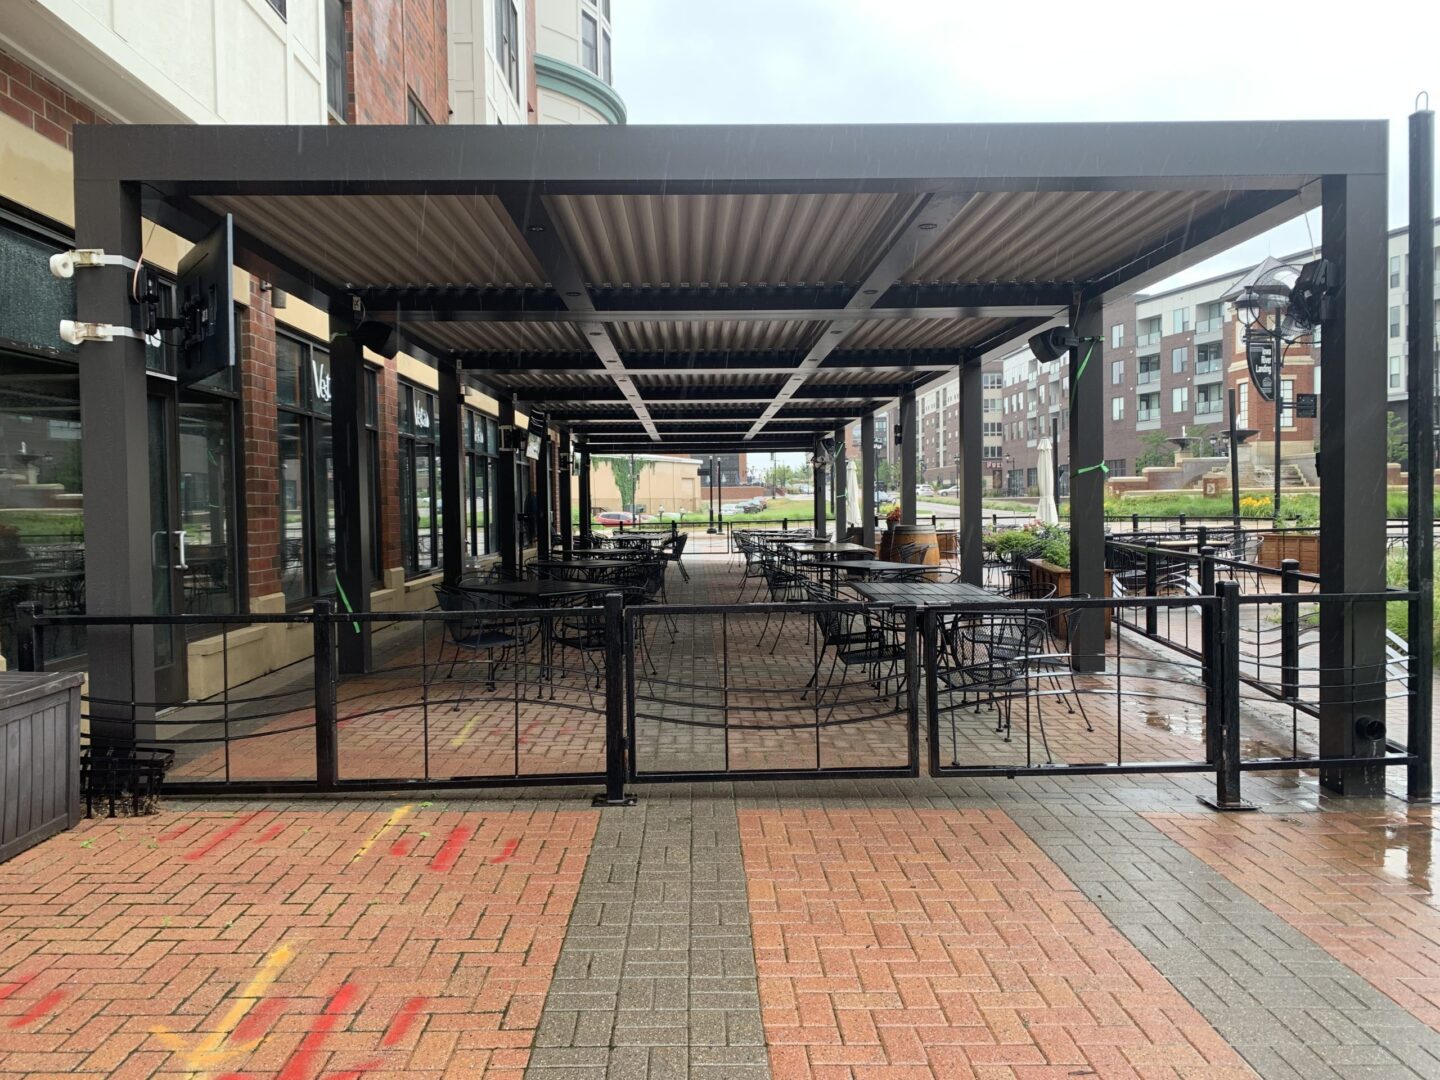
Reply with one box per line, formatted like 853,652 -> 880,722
524,796 -> 770,1080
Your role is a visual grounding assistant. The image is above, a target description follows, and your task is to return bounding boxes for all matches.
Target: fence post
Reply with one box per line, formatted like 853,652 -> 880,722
1196,525 -> 1208,550
313,600 -> 338,790
906,607 -> 922,776
1131,512 -> 1140,532
1143,550 -> 1158,635
595,591 -> 636,806
1202,580 -> 1255,811
930,513 -> 937,528
1179,513 -> 1187,530
782,517 -> 788,531
1280,558 -> 1300,701
1199,547 -> 1216,763
15,602 -> 42,673
991,513 -> 998,531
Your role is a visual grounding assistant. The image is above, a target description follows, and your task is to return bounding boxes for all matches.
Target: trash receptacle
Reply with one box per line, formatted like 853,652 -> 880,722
1,671 -> 83,863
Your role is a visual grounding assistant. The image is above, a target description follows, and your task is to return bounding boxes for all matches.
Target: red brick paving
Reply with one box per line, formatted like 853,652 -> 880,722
1150,808 -> 1440,1033
740,807 -> 1254,1079
0,807 -> 595,1079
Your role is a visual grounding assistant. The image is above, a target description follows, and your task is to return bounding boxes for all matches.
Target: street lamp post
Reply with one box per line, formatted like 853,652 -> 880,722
706,455 -> 719,534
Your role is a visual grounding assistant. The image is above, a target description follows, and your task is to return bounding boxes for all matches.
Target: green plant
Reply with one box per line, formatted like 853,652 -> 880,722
1388,412 -> 1408,466
596,455 -> 654,513
1386,549 -> 1440,667
1134,430 -> 1176,472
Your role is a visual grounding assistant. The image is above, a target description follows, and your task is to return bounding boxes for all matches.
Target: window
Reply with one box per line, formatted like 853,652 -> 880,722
407,94 -> 432,124
495,0 -> 520,101
1195,301 -> 1224,333
1136,392 -> 1160,423
1391,305 -> 1402,338
982,445 -> 1003,460
602,30 -> 612,83
325,0 -> 347,122
1104,459 -> 1128,478
1196,386 -> 1223,416
1172,307 -> 1190,334
277,334 -> 336,603
1238,383 -> 1249,427
464,410 -> 498,561
1391,255 -> 1402,288
1111,396 -> 1125,421
1137,316 -> 1162,347
1196,341 -> 1223,376
1171,386 -> 1189,413
982,398 -> 998,413
982,372 -> 1002,389
983,421 -> 1002,437
1111,359 -> 1125,385
1138,355 -> 1160,385
1281,379 -> 1295,430
581,13 -> 599,74
1171,347 -> 1188,374
398,382 -> 442,577
1111,324 -> 1124,348
1390,356 -> 1402,389
264,0 -> 287,17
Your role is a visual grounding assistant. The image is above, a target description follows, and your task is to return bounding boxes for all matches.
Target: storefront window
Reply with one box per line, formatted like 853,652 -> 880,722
464,410 -> 498,560
399,382 -> 441,576
276,333 -> 336,603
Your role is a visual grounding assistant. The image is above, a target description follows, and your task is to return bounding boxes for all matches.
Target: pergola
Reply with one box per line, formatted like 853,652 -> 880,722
72,119 -> 1391,794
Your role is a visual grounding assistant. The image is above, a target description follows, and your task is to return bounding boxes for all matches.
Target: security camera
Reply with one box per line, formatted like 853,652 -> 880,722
49,251 -> 75,279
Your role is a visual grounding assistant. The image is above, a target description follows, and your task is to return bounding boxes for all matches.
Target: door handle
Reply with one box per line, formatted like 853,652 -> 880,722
174,530 -> 189,571
152,530 -> 170,569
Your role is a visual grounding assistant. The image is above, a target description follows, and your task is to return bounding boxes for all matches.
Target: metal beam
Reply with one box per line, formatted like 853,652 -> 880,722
78,120 -> 1386,195
459,347 -> 965,375
899,390 -> 917,524
958,359 -> 983,584
330,326 -> 374,672
510,382 -> 920,404
546,402 -> 886,422
495,191 -> 659,439
746,192 -> 975,439
861,413 -> 877,548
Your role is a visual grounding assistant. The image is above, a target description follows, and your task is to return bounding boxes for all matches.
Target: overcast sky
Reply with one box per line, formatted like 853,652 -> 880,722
613,0 -> 1437,290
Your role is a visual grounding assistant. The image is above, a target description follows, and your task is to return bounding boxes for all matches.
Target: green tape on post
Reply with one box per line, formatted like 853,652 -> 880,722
1069,342 -> 1096,407
1074,462 -> 1109,476
332,578 -> 362,634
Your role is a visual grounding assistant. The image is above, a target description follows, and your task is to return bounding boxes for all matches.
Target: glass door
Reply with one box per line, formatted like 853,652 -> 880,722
148,394 -> 188,703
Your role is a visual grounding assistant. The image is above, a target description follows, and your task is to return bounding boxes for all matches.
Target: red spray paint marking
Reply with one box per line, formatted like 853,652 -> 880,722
157,822 -> 194,842
0,974 -> 35,1002
276,984 -> 359,1080
428,827 -> 471,873
381,996 -> 428,1047
325,1059 -> 381,1080
230,996 -> 288,1044
254,823 -> 286,844
7,989 -> 65,1029
490,839 -> 520,864
215,1073 -> 254,1080
184,813 -> 261,862
388,837 -> 415,858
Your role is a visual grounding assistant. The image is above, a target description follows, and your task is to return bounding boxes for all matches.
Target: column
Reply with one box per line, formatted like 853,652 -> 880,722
536,424 -> 552,560
1068,299 -> 1105,672
833,423 -> 847,539
899,390 -> 917,525
577,438 -> 592,536
812,437 -> 827,537
1317,172 -> 1389,796
497,398 -> 518,578
437,357 -> 463,587
329,327 -> 374,673
559,427 -> 574,555
958,360 -> 983,584
860,413 -> 877,548
75,179 -> 152,743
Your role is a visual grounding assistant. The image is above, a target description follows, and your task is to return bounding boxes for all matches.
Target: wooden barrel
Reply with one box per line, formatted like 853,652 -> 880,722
891,523 -> 940,579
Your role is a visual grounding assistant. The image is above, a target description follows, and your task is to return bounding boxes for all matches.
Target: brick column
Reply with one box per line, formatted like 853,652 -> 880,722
376,357 -> 402,574
240,279 -> 280,608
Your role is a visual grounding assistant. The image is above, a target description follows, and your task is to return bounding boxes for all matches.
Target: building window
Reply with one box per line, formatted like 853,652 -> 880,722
1172,307 -> 1190,334
1171,347 -> 1188,374
1111,396 -> 1124,421
1137,355 -> 1160,385
983,372 -> 1002,389
325,0 -> 347,122
1390,356 -> 1402,389
1195,301 -> 1223,333
581,13 -> 599,75
1196,341 -> 1223,376
1105,459 -> 1128,477
277,333 -> 335,604
1391,255 -> 1402,288
1196,386 -> 1223,416
407,95 -> 432,124
1137,392 -> 1160,423
1391,305 -> 1402,338
983,421 -> 1002,437
1137,316 -> 1162,347
1171,386 -> 1189,413
1111,359 -> 1124,385
1281,379 -> 1295,430
464,410 -> 498,560
1238,383 -> 1249,427
495,0 -> 520,101
398,382 -> 441,577
1111,324 -> 1124,348
602,30 -> 612,84
264,0 -> 287,18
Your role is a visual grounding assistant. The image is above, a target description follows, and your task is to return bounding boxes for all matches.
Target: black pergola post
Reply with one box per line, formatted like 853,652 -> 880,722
75,178 -> 153,743
1317,171 -> 1388,797
861,413 -> 877,548
1068,299 -> 1105,672
833,423 -> 847,539
899,390 -> 917,525
559,427 -> 574,555
437,356 -> 463,587
497,398 -> 518,578
812,436 -> 827,537
577,437 -> 592,536
958,359 -> 983,584
536,424 -> 552,560
329,326 -> 374,673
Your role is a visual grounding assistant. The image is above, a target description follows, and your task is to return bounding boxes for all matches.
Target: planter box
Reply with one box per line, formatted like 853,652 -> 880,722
1026,558 -> 1114,641
1,672 -> 83,864
1257,533 -> 1320,574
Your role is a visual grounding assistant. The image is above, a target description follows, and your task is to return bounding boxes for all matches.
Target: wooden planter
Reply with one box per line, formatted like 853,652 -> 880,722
1257,532 -> 1320,574
878,528 -> 896,560
1026,558 -> 1114,640
1,672 -> 83,863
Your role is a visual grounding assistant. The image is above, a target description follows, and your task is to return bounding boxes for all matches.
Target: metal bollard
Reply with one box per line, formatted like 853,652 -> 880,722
1201,580 -> 1255,811
1144,550 -> 1158,635
313,600 -> 338,790
595,591 -> 636,806
16,601 -> 42,673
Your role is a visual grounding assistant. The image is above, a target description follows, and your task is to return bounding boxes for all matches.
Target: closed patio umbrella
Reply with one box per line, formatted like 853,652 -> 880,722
1035,437 -> 1059,526
846,458 -> 862,531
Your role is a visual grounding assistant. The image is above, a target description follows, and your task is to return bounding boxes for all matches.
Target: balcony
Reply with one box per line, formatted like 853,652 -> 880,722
1136,408 -> 1160,424
1137,370 -> 1160,386
1195,399 -> 1223,416
1195,359 -> 1224,378
1136,332 -> 1162,347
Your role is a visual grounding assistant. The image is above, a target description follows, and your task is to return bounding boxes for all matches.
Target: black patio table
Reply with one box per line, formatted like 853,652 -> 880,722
528,558 -> 633,572
782,541 -> 873,559
457,579 -> 620,691
851,581 -> 1001,606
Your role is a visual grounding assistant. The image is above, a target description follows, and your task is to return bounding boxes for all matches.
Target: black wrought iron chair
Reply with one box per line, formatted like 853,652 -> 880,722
659,532 -> 690,582
432,585 -> 519,710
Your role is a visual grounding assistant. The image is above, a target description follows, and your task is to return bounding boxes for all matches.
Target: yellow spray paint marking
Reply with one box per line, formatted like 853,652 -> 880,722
450,715 -> 480,748
350,804 -> 415,861
151,941 -> 294,1074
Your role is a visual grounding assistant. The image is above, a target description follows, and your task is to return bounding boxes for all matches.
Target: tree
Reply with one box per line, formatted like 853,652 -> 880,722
875,458 -> 895,491
1134,430 -> 1176,472
1387,411 -> 1408,466
764,462 -> 798,493
596,455 -> 653,513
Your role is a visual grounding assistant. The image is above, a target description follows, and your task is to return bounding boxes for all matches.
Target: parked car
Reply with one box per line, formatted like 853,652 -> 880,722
594,510 -> 636,525
740,497 -> 767,513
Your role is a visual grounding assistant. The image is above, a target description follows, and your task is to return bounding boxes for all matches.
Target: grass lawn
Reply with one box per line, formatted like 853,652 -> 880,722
0,509 -> 84,539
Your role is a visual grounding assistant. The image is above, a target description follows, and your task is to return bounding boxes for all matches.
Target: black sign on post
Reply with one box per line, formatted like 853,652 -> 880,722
1295,393 -> 1318,419
1246,332 -> 1276,401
